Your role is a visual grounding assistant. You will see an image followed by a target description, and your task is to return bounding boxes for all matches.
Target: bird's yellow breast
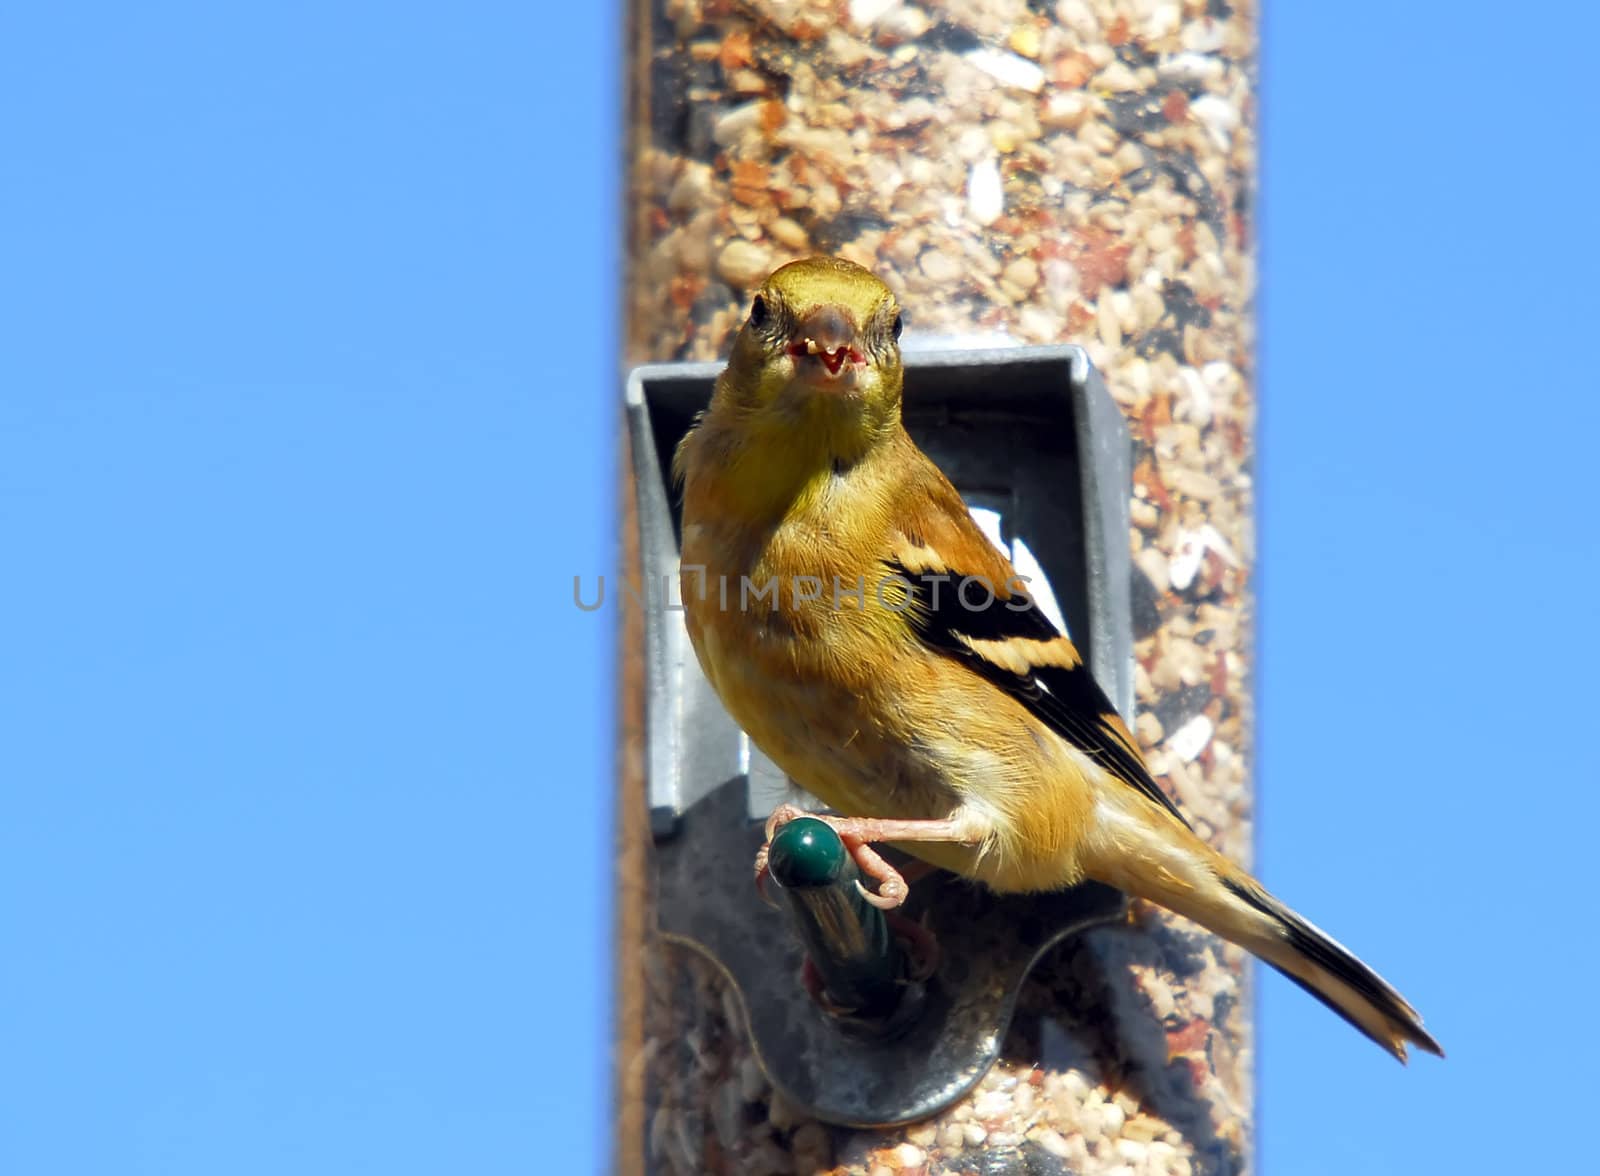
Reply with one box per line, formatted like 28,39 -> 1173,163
682,463 -> 943,805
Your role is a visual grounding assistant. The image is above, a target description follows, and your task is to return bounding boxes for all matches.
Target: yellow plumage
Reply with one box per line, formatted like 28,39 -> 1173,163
675,255 -> 1441,1062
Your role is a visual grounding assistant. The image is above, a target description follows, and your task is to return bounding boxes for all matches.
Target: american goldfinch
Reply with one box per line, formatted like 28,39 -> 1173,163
673,256 -> 1441,1062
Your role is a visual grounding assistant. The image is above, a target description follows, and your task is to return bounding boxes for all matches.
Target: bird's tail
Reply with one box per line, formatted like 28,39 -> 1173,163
1088,808 -> 1443,1062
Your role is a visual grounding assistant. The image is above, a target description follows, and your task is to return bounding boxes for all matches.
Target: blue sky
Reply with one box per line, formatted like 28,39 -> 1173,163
1259,4 -> 1600,1172
2,2 -> 1596,1174
2,4 -> 614,1173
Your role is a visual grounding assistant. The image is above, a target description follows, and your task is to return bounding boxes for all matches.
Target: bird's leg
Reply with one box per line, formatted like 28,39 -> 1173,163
759,804 -> 986,911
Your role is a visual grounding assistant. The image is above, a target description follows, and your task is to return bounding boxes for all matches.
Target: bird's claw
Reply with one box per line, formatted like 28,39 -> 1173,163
855,877 -> 906,910
763,802 -> 809,843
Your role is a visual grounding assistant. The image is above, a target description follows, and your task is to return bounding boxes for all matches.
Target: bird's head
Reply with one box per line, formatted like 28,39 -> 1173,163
720,256 -> 905,445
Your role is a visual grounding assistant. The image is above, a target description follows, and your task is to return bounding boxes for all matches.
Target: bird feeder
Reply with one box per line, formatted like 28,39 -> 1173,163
619,4 -> 1259,1171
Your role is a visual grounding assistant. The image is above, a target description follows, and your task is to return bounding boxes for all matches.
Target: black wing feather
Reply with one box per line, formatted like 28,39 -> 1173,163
894,561 -> 1191,828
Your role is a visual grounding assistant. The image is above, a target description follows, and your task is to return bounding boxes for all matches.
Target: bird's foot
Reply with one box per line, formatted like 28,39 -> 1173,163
761,804 -> 911,910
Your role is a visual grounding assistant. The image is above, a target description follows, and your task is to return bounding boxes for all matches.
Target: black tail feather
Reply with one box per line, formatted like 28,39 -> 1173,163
1222,877 -> 1443,1060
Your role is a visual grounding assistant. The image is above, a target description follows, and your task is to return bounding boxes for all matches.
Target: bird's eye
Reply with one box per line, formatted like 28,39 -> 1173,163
749,295 -> 769,329
891,312 -> 903,341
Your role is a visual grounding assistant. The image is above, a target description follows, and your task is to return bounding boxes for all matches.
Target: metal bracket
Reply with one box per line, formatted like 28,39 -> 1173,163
626,345 -> 1135,1127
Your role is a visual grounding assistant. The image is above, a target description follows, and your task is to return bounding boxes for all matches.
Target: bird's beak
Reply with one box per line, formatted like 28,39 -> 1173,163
787,305 -> 865,383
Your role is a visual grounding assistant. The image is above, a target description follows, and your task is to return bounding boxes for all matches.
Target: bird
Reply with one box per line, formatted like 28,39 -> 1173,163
672,254 -> 1442,1062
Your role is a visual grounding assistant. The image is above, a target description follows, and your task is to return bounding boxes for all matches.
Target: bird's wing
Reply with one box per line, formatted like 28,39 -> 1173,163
889,460 -> 1191,829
